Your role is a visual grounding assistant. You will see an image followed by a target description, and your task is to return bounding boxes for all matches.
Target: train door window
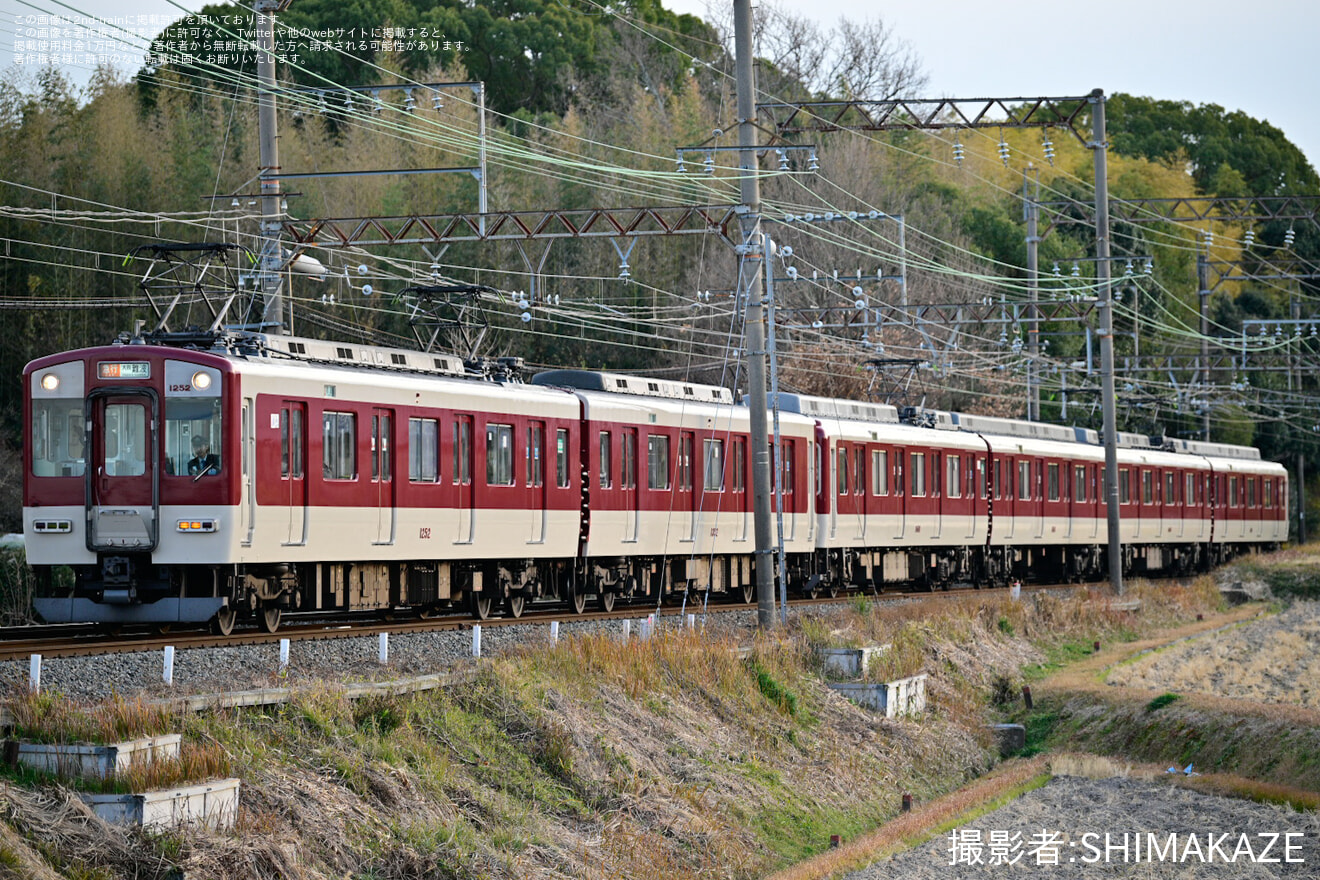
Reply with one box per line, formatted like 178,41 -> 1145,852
977,457 -> 987,498
622,431 -> 637,489
678,433 -> 694,492
1017,460 -> 1031,501
408,418 -> 439,483
1142,470 -> 1153,505
931,452 -> 941,497
525,424 -> 544,487
1248,477 -> 1257,508
836,447 -> 849,495
1229,476 -> 1239,507
101,403 -> 146,477
872,449 -> 888,496
1166,472 -> 1178,506
1074,465 -> 1086,503
647,435 -> 671,490
485,424 -> 514,486
947,455 -> 961,498
1119,469 -> 1130,504
556,429 -> 570,488
371,414 -> 392,483
1265,478 -> 1274,508
281,407 -> 305,479
322,412 -> 357,480
910,452 -> 926,497
732,437 -> 746,493
993,459 -> 1003,499
1046,462 -> 1059,501
780,440 -> 795,495
1186,473 -> 1196,506
599,432 -> 613,488
704,438 -> 725,491
453,418 -> 472,485
854,447 -> 865,495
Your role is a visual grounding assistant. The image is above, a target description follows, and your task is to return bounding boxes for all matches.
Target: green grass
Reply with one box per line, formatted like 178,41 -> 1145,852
1145,692 -> 1181,713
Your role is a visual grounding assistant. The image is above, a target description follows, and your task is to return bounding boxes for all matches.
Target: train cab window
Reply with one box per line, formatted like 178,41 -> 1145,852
1119,469 -> 1130,504
165,398 -> 222,477
854,447 -> 865,495
322,411 -> 357,480
1047,462 -> 1059,501
647,435 -> 670,490
480,422 -> 509,485
1074,465 -> 1086,503
485,424 -> 514,486
31,402 -> 86,477
599,432 -> 613,488
1166,472 -> 1178,506
704,438 -> 725,491
408,418 -> 439,483
836,448 -> 849,495
872,449 -> 888,496
1142,470 -> 1154,505
1017,461 -> 1031,501
556,429 -> 570,488
910,452 -> 926,497
1186,473 -> 1197,506
453,419 -> 472,485
732,437 -> 746,493
947,454 -> 961,499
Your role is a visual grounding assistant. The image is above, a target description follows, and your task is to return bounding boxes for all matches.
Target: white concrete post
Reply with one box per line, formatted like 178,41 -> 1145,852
472,625 -> 482,657
550,621 -> 559,644
622,620 -> 631,639
686,613 -> 696,630
378,632 -> 389,665
28,654 -> 40,693
279,638 -> 290,670
163,646 -> 174,686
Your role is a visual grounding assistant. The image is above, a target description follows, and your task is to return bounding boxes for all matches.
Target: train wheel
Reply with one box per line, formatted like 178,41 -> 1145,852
598,590 -> 616,613
507,595 -> 526,619
259,605 -> 282,633
472,591 -> 493,620
211,607 -> 237,636
569,584 -> 587,615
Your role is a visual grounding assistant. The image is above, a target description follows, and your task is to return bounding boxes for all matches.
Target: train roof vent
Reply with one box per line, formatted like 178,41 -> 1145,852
530,370 -> 733,403
256,335 -> 469,378
950,412 -> 1083,443
1163,437 -> 1261,461
1116,431 -> 1159,450
768,393 -> 899,423
336,346 -> 354,360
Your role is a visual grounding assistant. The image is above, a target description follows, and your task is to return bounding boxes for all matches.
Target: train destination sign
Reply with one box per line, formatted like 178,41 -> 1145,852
97,362 -> 151,380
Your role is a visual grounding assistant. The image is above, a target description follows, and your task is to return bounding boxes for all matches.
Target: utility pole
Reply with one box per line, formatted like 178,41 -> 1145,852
1024,167 -> 1040,421
1197,251 -> 1211,440
732,0 -> 777,628
1091,89 -> 1123,595
255,0 -> 287,333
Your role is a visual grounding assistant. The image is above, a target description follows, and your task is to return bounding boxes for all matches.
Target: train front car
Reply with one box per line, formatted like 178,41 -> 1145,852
25,344 -> 245,633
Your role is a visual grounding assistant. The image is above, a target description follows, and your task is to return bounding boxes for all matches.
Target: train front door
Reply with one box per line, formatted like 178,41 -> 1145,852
87,389 -> 158,552
281,402 -> 307,546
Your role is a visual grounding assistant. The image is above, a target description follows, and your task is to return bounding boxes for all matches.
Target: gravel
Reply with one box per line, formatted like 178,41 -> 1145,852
0,601 -> 778,703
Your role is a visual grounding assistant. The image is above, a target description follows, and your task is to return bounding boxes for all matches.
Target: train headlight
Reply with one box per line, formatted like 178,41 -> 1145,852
191,371 -> 213,391
40,373 -> 60,391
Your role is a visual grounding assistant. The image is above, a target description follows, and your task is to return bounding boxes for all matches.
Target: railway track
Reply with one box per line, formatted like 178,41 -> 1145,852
0,582 -> 1062,661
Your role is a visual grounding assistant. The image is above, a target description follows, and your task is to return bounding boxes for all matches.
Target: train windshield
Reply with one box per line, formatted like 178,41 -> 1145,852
166,398 -> 223,476
31,400 -> 86,477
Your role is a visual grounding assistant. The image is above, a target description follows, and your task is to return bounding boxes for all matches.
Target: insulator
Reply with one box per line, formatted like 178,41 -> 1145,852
703,153 -> 715,175
1052,262 -> 1062,277
344,94 -> 355,112
317,91 -> 329,113
952,139 -> 965,166
1285,227 -> 1296,247
1243,228 -> 1256,248
403,89 -> 416,112
807,151 -> 820,173
1201,229 -> 1213,248
1070,262 -> 1081,278
1124,260 -> 1134,276
1144,259 -> 1154,275
776,150 -> 789,172
1042,135 -> 1055,166
998,139 -> 1010,166
676,157 -> 687,174
432,93 -> 444,111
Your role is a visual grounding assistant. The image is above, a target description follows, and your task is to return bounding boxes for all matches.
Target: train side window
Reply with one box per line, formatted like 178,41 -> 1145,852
322,411 -> 357,480
1017,460 -> 1031,501
947,454 -> 961,498
556,429 -> 570,488
486,424 -> 514,486
647,435 -> 670,490
599,431 -> 613,488
704,438 -> 725,491
872,449 -> 888,496
408,418 -> 439,483
910,452 -> 926,497
1119,469 -> 1130,504
836,447 -> 849,495
453,419 -> 472,485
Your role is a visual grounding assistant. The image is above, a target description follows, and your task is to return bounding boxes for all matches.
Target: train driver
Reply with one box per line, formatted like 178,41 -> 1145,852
187,435 -> 220,477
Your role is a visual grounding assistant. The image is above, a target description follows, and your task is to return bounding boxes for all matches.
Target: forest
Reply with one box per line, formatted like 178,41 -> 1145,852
2,0 -> 1318,534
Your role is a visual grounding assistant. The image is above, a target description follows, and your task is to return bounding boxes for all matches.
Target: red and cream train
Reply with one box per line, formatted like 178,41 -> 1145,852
22,332 -> 1288,633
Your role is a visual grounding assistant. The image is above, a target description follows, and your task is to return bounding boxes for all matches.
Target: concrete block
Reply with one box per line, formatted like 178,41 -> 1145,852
80,778 -> 240,831
990,723 -> 1026,756
827,673 -> 927,718
818,645 -> 891,679
9,734 -> 182,781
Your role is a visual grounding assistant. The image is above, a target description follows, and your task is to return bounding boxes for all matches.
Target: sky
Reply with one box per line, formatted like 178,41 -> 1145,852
3,0 -> 1318,171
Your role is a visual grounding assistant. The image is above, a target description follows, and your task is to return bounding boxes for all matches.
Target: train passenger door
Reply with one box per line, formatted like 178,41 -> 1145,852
242,398 -> 255,546
527,421 -> 546,544
280,402 -> 307,546
86,389 -> 158,552
372,409 -> 395,545
679,431 -> 696,541
622,428 -> 639,542
454,415 -> 474,544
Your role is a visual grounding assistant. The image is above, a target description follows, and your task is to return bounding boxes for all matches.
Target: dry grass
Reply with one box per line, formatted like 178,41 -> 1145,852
4,691 -> 180,744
